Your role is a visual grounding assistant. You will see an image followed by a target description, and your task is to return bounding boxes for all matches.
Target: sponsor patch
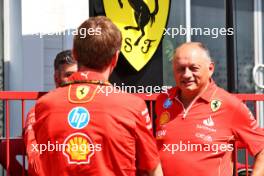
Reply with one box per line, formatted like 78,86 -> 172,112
163,98 -> 173,109
68,107 -> 90,129
203,116 -> 214,127
63,133 -> 95,164
210,99 -> 221,112
68,84 -> 98,103
159,111 -> 170,125
195,132 -> 213,142
156,129 -> 167,140
76,86 -> 90,100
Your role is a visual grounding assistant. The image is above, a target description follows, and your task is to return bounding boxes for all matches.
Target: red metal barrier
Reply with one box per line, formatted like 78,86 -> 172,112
0,92 -> 263,176
0,92 -> 46,176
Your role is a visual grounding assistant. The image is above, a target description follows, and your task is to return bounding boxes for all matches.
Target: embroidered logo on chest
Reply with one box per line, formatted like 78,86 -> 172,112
210,99 -> 222,112
196,116 -> 217,133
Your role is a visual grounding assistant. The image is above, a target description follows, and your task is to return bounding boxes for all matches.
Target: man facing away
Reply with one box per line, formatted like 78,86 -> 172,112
23,50 -> 77,176
155,42 -> 264,176
33,16 -> 163,176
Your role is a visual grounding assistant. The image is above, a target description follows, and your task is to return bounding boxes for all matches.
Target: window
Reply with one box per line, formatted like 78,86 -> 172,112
162,0 -> 186,86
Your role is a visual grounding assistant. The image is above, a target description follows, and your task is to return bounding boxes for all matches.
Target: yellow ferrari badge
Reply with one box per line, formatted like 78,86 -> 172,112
103,0 -> 170,71
210,99 -> 222,112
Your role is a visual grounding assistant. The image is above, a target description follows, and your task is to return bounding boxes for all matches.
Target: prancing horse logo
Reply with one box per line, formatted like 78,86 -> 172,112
103,0 -> 170,71
118,0 -> 159,46
210,99 -> 222,112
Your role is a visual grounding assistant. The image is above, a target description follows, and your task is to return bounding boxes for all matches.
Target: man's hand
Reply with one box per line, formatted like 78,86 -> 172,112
148,162 -> 163,176
252,149 -> 264,176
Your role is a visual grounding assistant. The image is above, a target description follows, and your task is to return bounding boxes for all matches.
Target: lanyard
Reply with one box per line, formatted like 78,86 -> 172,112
61,80 -> 111,87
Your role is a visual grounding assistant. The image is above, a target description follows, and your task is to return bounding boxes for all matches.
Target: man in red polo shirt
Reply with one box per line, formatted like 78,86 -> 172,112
34,16 -> 162,176
23,50 -> 77,176
155,42 -> 264,176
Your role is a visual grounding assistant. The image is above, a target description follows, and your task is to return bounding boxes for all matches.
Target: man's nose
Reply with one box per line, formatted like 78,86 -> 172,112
182,68 -> 192,78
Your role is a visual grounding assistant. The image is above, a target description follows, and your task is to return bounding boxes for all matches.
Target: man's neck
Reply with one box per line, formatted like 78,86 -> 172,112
179,93 -> 196,109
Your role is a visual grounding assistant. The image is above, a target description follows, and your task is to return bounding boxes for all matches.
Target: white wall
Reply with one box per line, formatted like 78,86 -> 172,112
3,0 -> 89,137
22,0 -> 89,91
4,0 -> 23,91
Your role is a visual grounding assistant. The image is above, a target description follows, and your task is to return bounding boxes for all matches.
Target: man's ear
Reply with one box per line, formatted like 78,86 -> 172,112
108,51 -> 119,74
209,62 -> 215,77
54,70 -> 60,88
111,50 -> 120,68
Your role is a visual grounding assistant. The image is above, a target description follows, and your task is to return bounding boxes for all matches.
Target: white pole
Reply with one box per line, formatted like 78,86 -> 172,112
253,0 -> 264,127
186,0 -> 191,42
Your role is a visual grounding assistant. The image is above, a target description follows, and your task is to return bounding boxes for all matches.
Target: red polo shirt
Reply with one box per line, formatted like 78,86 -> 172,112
34,71 -> 159,176
155,81 -> 264,176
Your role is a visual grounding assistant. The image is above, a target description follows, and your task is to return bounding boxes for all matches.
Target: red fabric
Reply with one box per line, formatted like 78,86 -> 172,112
34,71 -> 159,176
155,81 -> 264,176
23,107 -> 45,176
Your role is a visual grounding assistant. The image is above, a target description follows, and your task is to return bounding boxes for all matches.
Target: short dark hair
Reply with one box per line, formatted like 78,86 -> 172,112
54,50 -> 76,71
73,16 -> 122,71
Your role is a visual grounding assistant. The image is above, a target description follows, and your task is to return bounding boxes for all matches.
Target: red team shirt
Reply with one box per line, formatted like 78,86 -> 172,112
155,81 -> 264,176
24,107 -> 45,176
34,71 -> 159,176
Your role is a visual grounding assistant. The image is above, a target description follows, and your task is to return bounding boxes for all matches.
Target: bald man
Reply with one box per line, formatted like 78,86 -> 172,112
155,42 -> 264,176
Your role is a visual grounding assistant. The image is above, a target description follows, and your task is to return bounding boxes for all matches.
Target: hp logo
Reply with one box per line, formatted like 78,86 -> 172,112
68,107 -> 90,129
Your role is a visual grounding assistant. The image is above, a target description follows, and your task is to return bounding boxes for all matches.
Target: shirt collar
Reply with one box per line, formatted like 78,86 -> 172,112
68,71 -> 106,82
199,80 -> 218,103
173,80 -> 218,103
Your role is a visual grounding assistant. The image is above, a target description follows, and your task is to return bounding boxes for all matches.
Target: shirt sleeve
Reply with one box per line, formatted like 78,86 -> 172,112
141,106 -> 153,132
23,107 -> 37,154
232,102 -> 264,156
135,100 -> 160,171
23,107 -> 44,176
154,94 -> 168,150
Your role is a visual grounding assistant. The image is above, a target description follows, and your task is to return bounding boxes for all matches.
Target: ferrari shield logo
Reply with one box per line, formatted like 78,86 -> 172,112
210,99 -> 222,112
68,85 -> 97,103
103,0 -> 170,71
76,86 -> 90,100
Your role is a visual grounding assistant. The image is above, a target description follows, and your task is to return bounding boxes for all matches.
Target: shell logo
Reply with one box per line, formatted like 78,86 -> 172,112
159,111 -> 170,125
63,133 -> 95,164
